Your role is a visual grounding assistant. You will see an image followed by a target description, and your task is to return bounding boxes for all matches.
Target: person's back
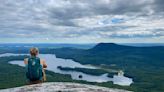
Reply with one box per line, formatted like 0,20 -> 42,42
24,47 -> 47,84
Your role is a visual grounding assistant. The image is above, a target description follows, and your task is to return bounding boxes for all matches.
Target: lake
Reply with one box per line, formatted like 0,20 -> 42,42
0,53 -> 133,86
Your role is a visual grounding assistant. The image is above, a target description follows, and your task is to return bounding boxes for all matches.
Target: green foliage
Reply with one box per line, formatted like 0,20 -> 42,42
0,56 -> 127,91
0,56 -> 74,89
0,43 -> 164,92
53,43 -> 164,92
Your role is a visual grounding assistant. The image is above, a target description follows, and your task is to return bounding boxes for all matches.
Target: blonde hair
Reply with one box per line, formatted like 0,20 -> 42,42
30,47 -> 39,56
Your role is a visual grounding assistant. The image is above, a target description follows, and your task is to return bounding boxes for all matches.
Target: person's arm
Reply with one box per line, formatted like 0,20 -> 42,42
24,58 -> 28,65
41,59 -> 47,68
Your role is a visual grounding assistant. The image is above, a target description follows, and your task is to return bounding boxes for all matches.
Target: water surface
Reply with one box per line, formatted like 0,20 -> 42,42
0,53 -> 133,86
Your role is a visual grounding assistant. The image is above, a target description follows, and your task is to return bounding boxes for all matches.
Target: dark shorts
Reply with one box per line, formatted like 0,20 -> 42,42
27,80 -> 43,85
26,72 -> 45,85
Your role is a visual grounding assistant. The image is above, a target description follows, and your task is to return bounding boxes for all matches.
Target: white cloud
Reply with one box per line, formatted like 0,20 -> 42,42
0,0 -> 164,43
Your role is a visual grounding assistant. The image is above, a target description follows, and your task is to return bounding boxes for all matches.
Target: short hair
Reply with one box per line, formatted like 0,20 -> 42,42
30,47 -> 39,56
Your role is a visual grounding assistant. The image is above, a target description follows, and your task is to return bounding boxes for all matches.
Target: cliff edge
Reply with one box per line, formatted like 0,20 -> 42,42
0,82 -> 132,92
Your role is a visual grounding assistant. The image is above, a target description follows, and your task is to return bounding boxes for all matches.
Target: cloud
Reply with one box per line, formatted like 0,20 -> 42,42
0,0 -> 164,43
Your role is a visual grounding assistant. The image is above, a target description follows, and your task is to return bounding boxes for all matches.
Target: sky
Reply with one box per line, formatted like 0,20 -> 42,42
0,0 -> 164,43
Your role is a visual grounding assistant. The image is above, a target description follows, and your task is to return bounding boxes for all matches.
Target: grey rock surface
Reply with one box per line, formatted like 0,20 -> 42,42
0,82 -> 132,92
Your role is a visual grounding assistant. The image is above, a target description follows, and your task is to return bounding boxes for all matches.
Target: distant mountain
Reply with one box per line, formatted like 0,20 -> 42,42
88,43 -> 164,54
0,43 -> 95,49
90,43 -> 134,51
120,43 -> 164,47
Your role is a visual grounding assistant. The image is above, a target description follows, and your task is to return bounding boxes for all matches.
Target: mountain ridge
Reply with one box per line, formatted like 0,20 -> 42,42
87,42 -> 164,53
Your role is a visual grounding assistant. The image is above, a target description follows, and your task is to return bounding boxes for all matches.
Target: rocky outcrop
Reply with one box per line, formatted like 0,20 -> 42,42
0,82 -> 132,92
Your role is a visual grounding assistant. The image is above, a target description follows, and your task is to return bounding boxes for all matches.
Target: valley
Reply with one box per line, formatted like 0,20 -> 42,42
0,43 -> 164,92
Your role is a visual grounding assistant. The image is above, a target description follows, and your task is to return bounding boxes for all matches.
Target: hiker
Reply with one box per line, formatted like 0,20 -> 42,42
24,47 -> 47,84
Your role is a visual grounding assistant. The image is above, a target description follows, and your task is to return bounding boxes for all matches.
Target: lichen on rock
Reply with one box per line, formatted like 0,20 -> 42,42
0,82 -> 132,92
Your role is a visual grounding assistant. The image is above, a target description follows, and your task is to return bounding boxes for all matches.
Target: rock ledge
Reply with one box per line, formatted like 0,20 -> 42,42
0,82 -> 132,92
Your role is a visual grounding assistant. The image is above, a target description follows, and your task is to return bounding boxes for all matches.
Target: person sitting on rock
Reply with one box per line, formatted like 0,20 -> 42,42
24,47 -> 47,84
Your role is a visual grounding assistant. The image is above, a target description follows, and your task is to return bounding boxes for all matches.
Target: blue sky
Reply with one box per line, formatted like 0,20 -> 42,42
0,0 -> 164,43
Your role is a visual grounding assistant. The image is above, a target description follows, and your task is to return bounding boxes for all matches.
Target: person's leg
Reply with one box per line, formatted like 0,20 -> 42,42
43,69 -> 46,81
